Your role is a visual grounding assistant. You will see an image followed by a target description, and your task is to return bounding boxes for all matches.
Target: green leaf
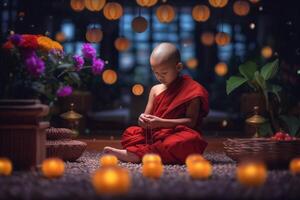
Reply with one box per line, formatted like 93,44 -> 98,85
258,122 -> 272,137
31,82 -> 46,94
260,59 -> 279,80
238,61 -> 257,80
254,71 -> 269,108
68,72 -> 81,84
267,84 -> 282,102
57,63 -> 73,69
279,115 -> 300,136
254,71 -> 266,90
226,76 -> 248,95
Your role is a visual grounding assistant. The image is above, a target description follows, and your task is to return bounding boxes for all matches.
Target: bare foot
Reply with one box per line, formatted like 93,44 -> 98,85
103,146 -> 141,163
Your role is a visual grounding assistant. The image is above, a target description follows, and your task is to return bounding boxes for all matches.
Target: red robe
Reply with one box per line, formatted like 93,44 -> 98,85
121,75 -> 209,164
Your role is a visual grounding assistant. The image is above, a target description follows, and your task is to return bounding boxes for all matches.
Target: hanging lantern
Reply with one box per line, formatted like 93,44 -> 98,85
85,0 -> 106,11
261,46 -> 273,59
131,16 -> 148,33
156,5 -> 175,23
215,32 -> 231,46
114,37 -> 131,51
18,11 -> 25,17
103,2 -> 123,20
233,1 -> 250,16
249,0 -> 260,3
132,84 -> 144,96
85,28 -> 103,43
208,0 -> 228,8
102,69 -> 117,85
186,58 -> 198,69
215,62 -> 228,76
192,5 -> 210,22
70,0 -> 85,12
136,0 -> 158,7
201,32 -> 215,46
55,32 -> 66,42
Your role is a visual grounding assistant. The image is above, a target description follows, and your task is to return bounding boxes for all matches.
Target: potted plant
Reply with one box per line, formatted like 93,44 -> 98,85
2,33 -> 106,125
0,34 -> 105,169
226,59 -> 281,135
1,34 -> 105,112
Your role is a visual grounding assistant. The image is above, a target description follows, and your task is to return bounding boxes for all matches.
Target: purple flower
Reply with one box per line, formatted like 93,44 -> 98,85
92,58 -> 105,75
25,54 -> 45,77
82,43 -> 96,60
73,55 -> 84,71
9,34 -> 22,46
56,86 -> 73,97
50,49 -> 64,57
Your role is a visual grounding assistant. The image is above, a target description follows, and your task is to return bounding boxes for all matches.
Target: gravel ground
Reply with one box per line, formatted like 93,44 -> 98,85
1,151 -> 300,200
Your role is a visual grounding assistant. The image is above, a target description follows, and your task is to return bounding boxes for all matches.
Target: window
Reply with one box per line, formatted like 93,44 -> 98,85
61,21 -> 100,55
119,6 -> 196,86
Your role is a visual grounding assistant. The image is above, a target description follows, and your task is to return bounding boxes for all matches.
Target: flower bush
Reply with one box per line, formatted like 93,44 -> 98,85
1,33 -> 105,102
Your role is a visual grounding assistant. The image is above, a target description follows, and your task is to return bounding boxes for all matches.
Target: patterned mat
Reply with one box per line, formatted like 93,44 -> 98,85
0,151 -> 300,199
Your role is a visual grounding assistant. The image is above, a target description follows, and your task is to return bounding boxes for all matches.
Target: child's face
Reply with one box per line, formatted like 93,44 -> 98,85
151,62 -> 180,86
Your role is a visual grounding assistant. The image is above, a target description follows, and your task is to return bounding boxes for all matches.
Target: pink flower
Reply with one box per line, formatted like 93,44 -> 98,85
56,86 -> 73,97
92,58 -> 104,75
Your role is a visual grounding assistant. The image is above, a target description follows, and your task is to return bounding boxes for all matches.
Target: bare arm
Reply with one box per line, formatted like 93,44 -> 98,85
138,86 -> 157,127
144,85 -> 157,114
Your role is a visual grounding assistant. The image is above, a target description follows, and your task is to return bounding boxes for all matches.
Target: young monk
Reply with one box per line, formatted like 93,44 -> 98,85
103,42 -> 209,164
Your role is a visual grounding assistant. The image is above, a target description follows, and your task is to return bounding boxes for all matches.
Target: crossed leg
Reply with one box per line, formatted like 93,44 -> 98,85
103,146 -> 141,163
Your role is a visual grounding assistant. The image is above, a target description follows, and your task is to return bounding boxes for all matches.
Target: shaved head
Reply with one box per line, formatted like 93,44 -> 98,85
150,42 -> 181,67
149,43 -> 183,86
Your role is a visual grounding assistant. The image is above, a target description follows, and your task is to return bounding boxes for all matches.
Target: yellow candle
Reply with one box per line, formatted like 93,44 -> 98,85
142,162 -> 164,179
185,154 -> 205,168
290,158 -> 300,175
142,154 -> 163,179
42,158 -> 65,178
187,159 -> 212,179
100,154 -> 118,167
92,166 -> 131,195
142,153 -> 162,164
236,162 -> 267,187
0,157 -> 13,176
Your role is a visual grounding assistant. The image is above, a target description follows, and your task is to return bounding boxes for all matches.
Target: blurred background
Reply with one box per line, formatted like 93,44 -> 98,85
0,0 -> 299,137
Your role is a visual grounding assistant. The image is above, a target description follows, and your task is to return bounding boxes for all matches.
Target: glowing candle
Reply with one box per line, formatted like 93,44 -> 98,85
185,154 -> 205,168
142,153 -> 162,164
100,154 -> 118,167
236,162 -> 267,187
142,154 -> 163,179
92,166 -> 131,195
42,158 -> 65,178
187,159 -> 212,179
290,158 -> 300,175
0,157 -> 13,176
